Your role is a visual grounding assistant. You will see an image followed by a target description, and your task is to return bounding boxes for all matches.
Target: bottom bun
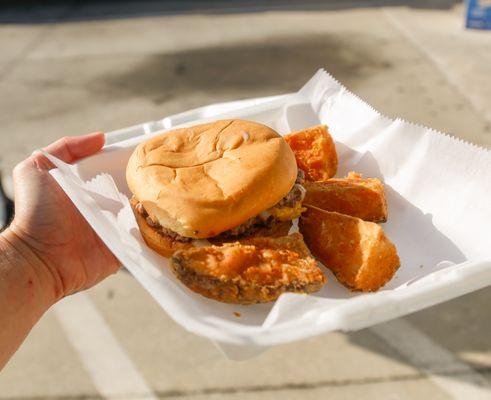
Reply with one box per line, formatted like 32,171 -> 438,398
131,198 -> 294,257
131,199 -> 193,257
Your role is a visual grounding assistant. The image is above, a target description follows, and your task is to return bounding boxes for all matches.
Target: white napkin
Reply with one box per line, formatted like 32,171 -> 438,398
46,69 -> 491,359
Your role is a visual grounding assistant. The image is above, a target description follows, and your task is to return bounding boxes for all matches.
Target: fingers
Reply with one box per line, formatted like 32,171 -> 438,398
43,132 -> 105,164
13,132 -> 105,174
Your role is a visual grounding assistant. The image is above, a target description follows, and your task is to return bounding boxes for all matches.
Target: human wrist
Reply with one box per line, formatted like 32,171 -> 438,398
0,227 -> 59,369
0,227 -> 61,311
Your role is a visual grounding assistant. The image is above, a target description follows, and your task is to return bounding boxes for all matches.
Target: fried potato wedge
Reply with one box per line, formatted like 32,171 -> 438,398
285,125 -> 338,181
209,221 -> 293,246
304,172 -> 388,222
299,206 -> 399,292
170,233 -> 326,304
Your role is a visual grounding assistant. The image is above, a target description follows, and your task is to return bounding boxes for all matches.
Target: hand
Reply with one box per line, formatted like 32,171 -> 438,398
5,133 -> 120,302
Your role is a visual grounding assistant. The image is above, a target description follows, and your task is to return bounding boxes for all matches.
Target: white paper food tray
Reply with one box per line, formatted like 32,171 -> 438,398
44,70 -> 491,359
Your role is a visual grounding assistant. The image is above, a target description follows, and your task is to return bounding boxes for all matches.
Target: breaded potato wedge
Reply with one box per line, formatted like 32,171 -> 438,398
239,233 -> 310,256
254,220 -> 293,238
210,221 -> 293,246
304,172 -> 388,222
170,233 -> 326,304
299,206 -> 399,292
285,125 -> 338,181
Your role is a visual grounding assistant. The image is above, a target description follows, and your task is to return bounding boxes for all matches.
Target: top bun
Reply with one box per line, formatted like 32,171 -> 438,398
126,119 -> 297,239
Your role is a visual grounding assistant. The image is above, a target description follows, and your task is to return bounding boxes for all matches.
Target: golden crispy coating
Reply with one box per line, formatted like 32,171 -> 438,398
285,125 -> 338,181
239,233 -> 311,256
304,172 -> 388,222
170,233 -> 326,304
254,220 -> 293,238
210,221 -> 293,246
299,206 -> 399,292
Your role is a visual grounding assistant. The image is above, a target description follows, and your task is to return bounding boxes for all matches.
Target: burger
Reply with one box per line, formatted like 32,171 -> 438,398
126,119 -> 306,257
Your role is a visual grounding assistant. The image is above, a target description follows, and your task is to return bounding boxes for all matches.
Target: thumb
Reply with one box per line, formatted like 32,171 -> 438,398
43,132 -> 105,164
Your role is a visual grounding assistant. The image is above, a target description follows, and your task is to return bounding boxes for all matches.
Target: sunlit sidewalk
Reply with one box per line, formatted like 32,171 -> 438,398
0,1 -> 489,399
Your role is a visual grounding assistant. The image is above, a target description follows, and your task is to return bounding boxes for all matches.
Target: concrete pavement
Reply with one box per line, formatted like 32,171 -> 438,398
0,1 -> 490,399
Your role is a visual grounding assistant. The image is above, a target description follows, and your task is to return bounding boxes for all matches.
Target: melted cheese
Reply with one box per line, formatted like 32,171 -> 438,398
268,201 -> 305,221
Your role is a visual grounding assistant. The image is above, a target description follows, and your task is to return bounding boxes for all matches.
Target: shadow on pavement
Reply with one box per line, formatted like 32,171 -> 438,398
92,32 -> 392,104
348,286 -> 491,374
0,0 -> 462,24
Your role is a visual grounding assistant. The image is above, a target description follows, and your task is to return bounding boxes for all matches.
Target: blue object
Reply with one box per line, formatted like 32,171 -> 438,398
466,0 -> 491,29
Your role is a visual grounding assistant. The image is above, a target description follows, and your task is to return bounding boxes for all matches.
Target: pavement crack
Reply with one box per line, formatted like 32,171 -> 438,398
3,367 -> 491,400
154,373 -> 427,398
